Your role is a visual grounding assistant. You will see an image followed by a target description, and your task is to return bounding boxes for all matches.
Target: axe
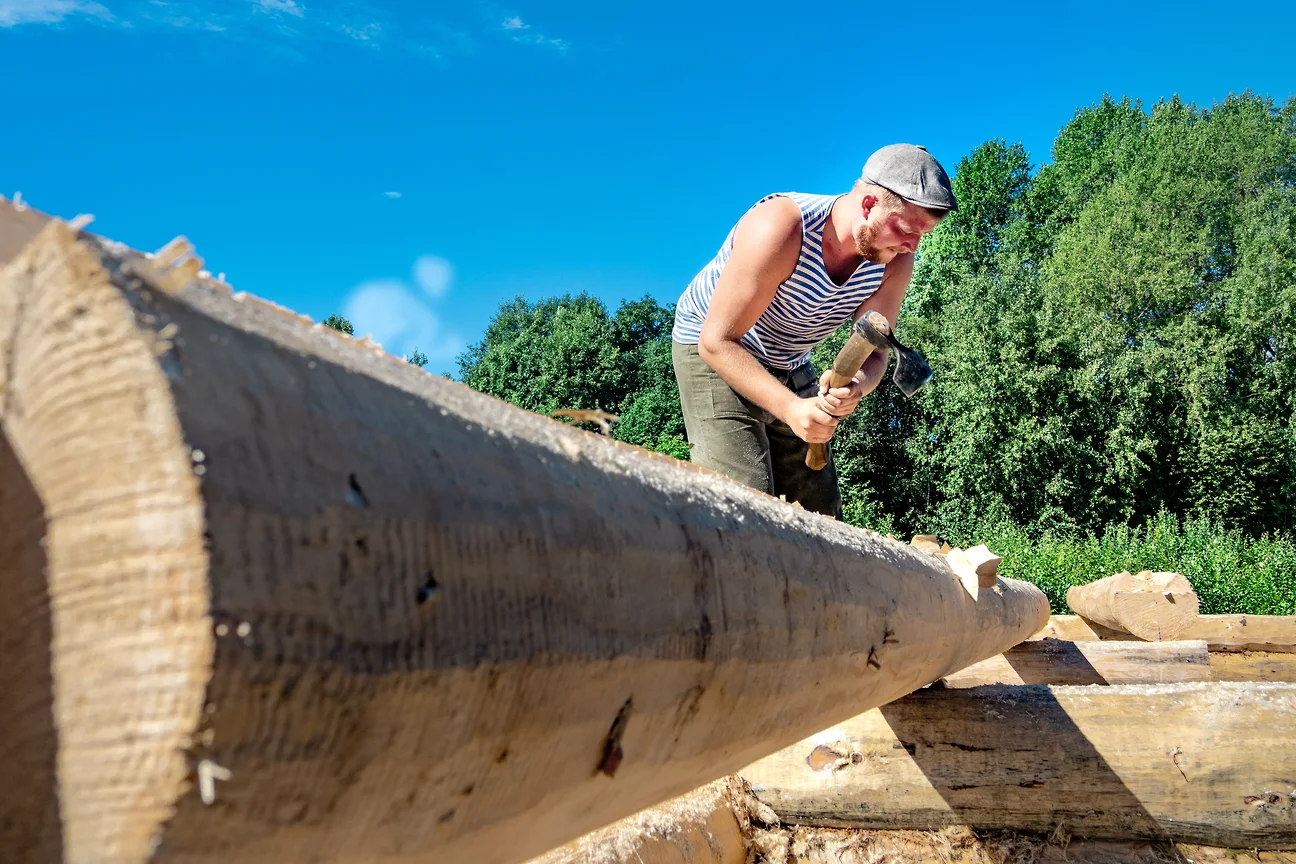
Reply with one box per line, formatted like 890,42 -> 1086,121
805,311 -> 933,471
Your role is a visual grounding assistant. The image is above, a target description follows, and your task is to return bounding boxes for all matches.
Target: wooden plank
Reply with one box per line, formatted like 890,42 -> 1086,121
941,639 -> 1211,687
0,221 -> 1052,864
1187,617 -> 1296,654
1211,653 -> 1296,683
741,682 -> 1296,848
1066,571 -> 1199,641
1033,615 -> 1296,653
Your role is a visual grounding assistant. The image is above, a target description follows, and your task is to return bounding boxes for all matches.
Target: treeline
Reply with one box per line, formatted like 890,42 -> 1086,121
840,92 -> 1296,543
450,93 -> 1295,609
454,293 -> 691,460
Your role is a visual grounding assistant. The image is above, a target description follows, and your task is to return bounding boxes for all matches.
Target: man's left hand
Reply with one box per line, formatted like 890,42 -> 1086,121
816,351 -> 887,418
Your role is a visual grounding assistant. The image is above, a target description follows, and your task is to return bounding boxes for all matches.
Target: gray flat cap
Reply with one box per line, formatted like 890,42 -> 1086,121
862,143 -> 957,211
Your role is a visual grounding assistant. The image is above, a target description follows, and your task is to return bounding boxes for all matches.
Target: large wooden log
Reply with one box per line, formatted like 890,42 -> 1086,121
741,682 -> 1296,848
1066,571 -> 1200,641
1033,615 -> 1296,653
0,221 -> 1051,864
940,639 -> 1211,687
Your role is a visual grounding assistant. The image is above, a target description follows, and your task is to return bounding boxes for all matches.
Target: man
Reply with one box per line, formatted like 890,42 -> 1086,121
671,143 -> 956,518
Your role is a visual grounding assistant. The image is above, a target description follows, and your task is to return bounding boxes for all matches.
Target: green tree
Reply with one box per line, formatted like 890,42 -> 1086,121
406,348 -> 429,368
323,314 -> 354,335
823,92 -> 1295,540
457,293 -> 690,459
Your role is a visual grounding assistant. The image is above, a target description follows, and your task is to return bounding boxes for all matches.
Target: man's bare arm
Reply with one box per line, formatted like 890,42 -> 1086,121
697,197 -> 840,443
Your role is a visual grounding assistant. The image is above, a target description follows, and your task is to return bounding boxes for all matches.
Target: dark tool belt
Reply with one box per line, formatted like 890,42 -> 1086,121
765,361 -> 817,394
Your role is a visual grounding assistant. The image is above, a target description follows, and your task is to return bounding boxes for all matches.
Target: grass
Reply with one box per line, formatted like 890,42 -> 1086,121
963,512 -> 1296,615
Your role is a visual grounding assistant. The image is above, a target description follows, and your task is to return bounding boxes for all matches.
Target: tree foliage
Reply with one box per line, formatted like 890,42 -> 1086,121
456,294 -> 689,458
826,92 -> 1296,539
323,313 -> 354,335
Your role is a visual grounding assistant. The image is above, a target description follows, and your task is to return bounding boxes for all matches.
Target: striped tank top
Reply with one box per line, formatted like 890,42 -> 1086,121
671,192 -> 886,370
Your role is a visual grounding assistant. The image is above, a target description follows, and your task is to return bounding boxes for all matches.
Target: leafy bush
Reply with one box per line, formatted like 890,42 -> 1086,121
931,512 -> 1296,615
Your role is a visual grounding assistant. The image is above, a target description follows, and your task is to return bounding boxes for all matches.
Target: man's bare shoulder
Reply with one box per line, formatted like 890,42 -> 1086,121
731,195 -> 803,267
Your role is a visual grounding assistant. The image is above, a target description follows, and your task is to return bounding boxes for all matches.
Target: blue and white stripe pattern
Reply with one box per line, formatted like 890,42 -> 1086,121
671,192 -> 886,370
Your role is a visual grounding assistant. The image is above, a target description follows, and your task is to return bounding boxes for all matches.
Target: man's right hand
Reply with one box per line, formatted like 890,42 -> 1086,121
783,397 -> 840,443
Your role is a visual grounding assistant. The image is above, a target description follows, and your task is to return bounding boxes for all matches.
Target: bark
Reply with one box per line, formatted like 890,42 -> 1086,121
0,221 -> 1051,864
741,682 -> 1296,848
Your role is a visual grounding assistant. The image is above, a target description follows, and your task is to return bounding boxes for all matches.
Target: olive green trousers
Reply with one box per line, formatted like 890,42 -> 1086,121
671,340 -> 842,519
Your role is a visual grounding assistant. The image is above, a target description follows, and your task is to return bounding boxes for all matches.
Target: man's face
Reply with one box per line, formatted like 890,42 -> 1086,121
855,199 -> 944,264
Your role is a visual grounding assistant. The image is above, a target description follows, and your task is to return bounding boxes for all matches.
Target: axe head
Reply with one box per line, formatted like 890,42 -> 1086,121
853,311 -> 933,398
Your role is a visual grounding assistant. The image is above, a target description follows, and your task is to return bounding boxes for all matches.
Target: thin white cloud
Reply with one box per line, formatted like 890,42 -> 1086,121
487,7 -> 565,51
384,191 -> 401,199
336,19 -> 378,42
342,255 -> 464,364
4,1 -> 565,60
255,0 -> 303,17
497,12 -> 567,52
0,0 -> 112,27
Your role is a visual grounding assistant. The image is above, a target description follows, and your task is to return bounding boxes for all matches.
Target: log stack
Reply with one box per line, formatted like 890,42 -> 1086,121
513,563 -> 1296,861
540,604 -> 1296,863
739,565 -> 1296,851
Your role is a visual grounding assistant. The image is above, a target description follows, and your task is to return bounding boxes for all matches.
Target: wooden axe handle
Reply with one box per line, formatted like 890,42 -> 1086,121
805,332 -> 880,471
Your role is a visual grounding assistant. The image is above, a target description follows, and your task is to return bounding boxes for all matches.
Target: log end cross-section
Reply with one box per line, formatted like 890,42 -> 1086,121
0,218 -> 213,861
0,220 -> 1051,864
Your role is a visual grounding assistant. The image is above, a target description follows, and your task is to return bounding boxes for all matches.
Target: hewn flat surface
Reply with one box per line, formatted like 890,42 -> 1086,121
742,682 -> 1296,848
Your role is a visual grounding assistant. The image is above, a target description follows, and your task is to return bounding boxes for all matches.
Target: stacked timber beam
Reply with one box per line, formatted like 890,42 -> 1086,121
740,559 -> 1296,852
0,201 -> 1051,864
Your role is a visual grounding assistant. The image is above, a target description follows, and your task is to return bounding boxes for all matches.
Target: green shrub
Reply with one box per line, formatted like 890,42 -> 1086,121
942,512 -> 1296,615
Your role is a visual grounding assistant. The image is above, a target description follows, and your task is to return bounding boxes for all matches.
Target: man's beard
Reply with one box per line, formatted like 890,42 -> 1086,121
854,221 -> 890,263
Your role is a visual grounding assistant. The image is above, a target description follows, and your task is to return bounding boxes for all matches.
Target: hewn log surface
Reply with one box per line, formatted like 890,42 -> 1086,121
741,682 -> 1296,848
1210,652 -> 1296,683
524,779 -> 745,864
1033,615 -> 1296,653
940,638 -> 1211,687
0,221 -> 1051,864
1066,571 -> 1200,641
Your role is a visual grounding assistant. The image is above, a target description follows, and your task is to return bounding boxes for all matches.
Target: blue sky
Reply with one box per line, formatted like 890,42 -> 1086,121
3,0 -> 1293,376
